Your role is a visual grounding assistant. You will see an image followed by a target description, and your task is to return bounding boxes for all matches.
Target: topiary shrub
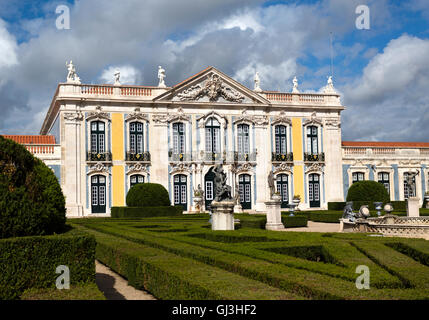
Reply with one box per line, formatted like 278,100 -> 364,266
126,183 -> 171,207
346,180 -> 390,204
0,136 -> 66,238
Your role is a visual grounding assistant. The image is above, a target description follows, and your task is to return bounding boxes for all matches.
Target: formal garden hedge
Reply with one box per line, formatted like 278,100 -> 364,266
0,136 -> 66,238
234,214 -> 307,229
111,205 -> 183,218
70,218 -> 429,299
0,229 -> 96,300
126,183 -> 171,207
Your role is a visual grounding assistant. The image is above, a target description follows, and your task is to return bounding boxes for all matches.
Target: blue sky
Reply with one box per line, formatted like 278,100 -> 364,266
0,0 -> 428,142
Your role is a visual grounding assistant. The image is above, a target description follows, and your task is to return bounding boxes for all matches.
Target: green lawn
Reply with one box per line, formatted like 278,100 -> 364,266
70,215 -> 429,300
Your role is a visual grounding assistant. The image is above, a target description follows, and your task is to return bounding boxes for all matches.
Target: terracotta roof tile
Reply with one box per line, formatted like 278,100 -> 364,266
342,141 -> 429,148
2,135 -> 56,144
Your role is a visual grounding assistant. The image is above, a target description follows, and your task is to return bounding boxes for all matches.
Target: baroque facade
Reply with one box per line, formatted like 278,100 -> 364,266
9,65 -> 426,217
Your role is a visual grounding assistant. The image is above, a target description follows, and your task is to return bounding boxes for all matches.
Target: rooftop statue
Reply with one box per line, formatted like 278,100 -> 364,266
254,71 -> 262,92
323,75 -> 336,94
292,76 -> 299,93
66,60 -> 81,84
114,69 -> 121,85
158,65 -> 166,87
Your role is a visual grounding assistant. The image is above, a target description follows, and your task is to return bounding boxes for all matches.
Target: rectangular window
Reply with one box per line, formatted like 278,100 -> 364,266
174,185 -> 180,204
99,186 -> 105,206
206,181 -> 213,200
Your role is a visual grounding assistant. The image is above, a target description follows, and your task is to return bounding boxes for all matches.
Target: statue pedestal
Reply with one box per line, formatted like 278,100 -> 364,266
407,197 -> 420,217
265,197 -> 284,230
234,204 -> 243,214
211,201 -> 235,230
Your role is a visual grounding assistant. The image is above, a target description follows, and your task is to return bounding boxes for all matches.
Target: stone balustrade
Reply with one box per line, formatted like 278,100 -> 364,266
23,144 -> 61,160
342,146 -> 429,158
263,92 -> 341,106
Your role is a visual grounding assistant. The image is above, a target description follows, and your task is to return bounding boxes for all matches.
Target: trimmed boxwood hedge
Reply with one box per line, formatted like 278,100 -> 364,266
281,215 -> 308,228
126,183 -> 170,207
0,136 -> 66,238
0,228 -> 96,300
111,205 -> 183,218
346,180 -> 390,204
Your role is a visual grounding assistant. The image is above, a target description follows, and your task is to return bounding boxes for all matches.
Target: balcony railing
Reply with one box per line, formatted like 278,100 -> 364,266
201,152 -> 223,162
87,151 -> 112,162
126,152 -> 151,162
168,152 -> 193,162
230,152 -> 257,162
272,153 -> 294,162
304,152 -> 325,162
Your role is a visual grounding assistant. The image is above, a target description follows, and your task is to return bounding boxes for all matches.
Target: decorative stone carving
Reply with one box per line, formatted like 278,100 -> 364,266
63,111 -> 83,122
252,115 -> 269,126
305,162 -> 324,174
152,113 -> 170,124
268,171 -> 275,198
168,106 -> 191,123
126,163 -> 149,175
125,107 -> 149,122
177,74 -> 245,103
88,162 -> 109,175
87,106 -> 111,122
170,163 -> 192,174
271,111 -> 292,126
273,163 -> 292,174
324,118 -> 341,129
303,112 -> 323,127
66,60 -> 81,84
213,164 -> 233,202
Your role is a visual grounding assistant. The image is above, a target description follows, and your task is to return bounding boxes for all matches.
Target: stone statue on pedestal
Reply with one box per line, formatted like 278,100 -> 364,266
267,171 -> 275,199
213,164 -> 232,202
254,72 -> 262,92
158,66 -> 166,87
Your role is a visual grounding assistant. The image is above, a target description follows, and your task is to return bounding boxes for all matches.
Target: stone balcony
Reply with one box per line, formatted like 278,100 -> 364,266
168,151 -> 257,164
262,92 -> 342,107
342,147 -> 429,160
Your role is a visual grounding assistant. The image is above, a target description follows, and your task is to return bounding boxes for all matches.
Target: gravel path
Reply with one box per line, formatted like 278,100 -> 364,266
95,260 -> 156,300
280,221 -> 341,233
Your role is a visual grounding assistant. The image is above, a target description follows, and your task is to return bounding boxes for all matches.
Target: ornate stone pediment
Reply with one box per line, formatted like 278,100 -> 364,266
305,163 -> 324,174
303,112 -> 323,127
170,163 -> 192,174
126,163 -> 149,175
271,111 -> 292,126
87,162 -> 110,175
231,162 -> 255,174
86,106 -> 110,122
126,107 -> 149,122
153,67 -> 270,105
168,106 -> 191,123
197,110 -> 228,128
273,163 -> 293,174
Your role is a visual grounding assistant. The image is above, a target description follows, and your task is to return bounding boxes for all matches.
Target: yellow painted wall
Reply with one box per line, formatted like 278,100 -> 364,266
292,118 -> 304,199
112,113 -> 125,206
112,166 -> 125,206
112,113 -> 124,161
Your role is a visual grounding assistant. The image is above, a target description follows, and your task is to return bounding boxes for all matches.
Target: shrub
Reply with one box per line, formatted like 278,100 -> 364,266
0,228 -> 96,300
281,215 -> 308,228
111,206 -> 183,218
0,136 -> 66,238
346,180 -> 390,204
328,202 -> 346,211
126,183 -> 170,207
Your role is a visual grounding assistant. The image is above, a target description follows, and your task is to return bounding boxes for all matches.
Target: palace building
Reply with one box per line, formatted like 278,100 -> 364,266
4,65 -> 429,217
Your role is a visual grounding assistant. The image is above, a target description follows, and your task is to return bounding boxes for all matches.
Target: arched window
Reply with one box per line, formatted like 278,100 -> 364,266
173,122 -> 185,154
205,118 -> 220,153
378,172 -> 390,194
129,122 -> 144,154
130,174 -> 144,188
352,172 -> 365,184
275,125 -> 287,155
306,126 -> 318,154
91,121 -> 105,154
237,124 -> 250,155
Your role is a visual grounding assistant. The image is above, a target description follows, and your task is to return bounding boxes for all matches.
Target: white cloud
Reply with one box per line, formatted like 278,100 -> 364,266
0,19 -> 18,71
